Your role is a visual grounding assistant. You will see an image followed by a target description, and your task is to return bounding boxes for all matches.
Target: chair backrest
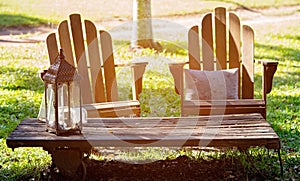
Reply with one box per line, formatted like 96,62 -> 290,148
169,7 -> 278,118
188,7 -> 255,99
46,14 -> 124,105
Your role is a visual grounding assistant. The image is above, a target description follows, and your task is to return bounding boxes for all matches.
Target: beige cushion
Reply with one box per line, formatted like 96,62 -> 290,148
184,68 -> 239,100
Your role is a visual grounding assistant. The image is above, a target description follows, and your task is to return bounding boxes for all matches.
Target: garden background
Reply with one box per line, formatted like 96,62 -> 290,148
0,0 -> 299,180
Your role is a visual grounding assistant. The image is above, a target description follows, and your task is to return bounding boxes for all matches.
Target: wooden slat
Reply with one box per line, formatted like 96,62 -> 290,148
84,100 -> 140,118
9,131 -> 277,140
99,30 -> 119,102
58,20 -> 75,66
228,13 -> 241,69
94,107 -> 140,118
84,123 -> 273,130
201,13 -> 214,71
182,107 -> 265,117
79,128 -> 277,137
183,99 -> 265,107
188,25 -> 200,70
229,13 -> 241,98
85,107 -> 140,118
69,14 -> 85,65
215,7 -> 227,70
242,25 -> 254,99
86,115 -> 267,126
83,100 -> 140,110
46,33 -> 59,65
85,20 -> 106,103
87,109 -> 140,118
84,118 -> 272,128
70,14 -> 93,104
182,100 -> 265,117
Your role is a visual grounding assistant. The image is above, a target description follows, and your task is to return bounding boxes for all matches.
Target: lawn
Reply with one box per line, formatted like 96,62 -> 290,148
0,0 -> 299,180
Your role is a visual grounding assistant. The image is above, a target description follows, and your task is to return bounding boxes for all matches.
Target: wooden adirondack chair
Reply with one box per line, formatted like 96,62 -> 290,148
46,14 -> 148,117
169,7 -> 278,118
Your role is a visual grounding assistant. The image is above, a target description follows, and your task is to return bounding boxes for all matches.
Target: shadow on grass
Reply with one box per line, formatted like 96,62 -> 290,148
255,42 -> 300,62
280,34 -> 300,41
0,13 -> 47,34
160,41 -> 187,56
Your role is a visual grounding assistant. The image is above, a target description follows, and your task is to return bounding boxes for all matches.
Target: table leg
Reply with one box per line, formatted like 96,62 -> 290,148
44,147 -> 90,180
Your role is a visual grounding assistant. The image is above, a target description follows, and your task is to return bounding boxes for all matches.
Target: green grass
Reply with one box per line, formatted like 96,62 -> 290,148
0,139 -> 51,180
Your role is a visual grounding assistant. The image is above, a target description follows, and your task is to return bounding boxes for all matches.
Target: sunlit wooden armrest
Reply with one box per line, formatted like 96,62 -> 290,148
257,60 -> 278,100
130,61 -> 148,100
168,62 -> 188,95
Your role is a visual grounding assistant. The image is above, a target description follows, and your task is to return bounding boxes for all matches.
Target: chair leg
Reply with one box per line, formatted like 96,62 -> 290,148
277,149 -> 284,180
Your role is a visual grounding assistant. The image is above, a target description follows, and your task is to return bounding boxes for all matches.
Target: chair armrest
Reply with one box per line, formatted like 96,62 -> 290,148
168,62 -> 187,95
258,60 -> 278,100
130,61 -> 148,100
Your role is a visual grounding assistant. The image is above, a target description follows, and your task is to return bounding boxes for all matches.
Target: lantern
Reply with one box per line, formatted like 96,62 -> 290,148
42,49 -> 82,135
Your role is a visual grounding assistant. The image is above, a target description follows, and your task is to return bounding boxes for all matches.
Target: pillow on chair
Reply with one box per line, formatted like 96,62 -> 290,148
184,68 -> 239,100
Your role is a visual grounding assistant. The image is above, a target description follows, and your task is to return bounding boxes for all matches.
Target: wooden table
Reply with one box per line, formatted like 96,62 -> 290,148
6,113 -> 282,178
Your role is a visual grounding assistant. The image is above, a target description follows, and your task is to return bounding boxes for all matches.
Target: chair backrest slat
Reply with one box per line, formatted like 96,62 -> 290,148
100,30 -> 119,102
85,20 -> 106,103
69,14 -> 93,104
46,33 -> 59,65
229,12 -> 241,97
229,13 -> 241,69
58,21 -> 75,67
201,13 -> 214,71
215,7 -> 227,70
242,25 -> 254,99
188,26 -> 201,70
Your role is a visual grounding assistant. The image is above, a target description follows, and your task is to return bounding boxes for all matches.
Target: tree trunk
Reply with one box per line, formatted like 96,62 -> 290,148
131,0 -> 162,51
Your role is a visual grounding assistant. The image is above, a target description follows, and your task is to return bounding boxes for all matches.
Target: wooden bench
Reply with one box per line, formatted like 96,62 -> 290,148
6,113 -> 282,179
